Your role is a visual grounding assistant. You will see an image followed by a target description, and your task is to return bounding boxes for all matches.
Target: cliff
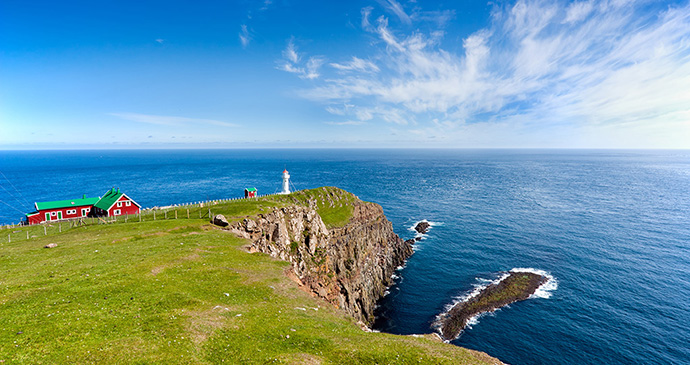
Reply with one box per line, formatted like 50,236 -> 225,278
225,189 -> 413,326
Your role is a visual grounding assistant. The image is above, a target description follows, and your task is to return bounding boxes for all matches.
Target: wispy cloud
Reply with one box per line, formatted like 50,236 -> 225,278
239,24 -> 251,48
286,0 -> 690,147
278,38 -> 325,79
376,0 -> 411,25
330,57 -> 380,73
110,113 -> 238,128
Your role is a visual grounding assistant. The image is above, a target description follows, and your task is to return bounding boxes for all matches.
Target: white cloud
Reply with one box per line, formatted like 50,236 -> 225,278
563,1 -> 594,24
375,0 -> 411,25
110,113 -> 237,128
330,57 -> 380,73
287,0 -> 690,147
278,38 -> 326,80
239,24 -> 251,48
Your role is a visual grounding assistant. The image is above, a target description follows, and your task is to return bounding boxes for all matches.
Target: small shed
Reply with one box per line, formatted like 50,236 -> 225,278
244,187 -> 257,198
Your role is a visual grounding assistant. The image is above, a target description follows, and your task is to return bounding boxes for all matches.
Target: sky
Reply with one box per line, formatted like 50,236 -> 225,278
1,0 -> 690,149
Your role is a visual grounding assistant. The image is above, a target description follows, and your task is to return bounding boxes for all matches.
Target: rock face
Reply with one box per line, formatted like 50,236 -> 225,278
227,199 -> 413,326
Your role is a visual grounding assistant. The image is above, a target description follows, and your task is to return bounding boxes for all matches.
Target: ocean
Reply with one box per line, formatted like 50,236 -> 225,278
0,149 -> 688,364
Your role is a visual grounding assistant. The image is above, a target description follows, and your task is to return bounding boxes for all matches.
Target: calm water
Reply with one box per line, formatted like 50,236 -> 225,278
0,149 -> 689,364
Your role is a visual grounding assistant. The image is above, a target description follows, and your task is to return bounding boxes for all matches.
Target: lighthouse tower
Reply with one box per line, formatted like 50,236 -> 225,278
280,169 -> 291,194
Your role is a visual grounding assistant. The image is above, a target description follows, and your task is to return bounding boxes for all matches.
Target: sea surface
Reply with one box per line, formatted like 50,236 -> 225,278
1,149 -> 689,364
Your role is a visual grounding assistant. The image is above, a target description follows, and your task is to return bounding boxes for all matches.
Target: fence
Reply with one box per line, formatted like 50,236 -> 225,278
0,193 -> 280,244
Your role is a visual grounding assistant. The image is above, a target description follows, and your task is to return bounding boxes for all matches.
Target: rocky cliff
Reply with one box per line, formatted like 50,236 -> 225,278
225,191 -> 413,326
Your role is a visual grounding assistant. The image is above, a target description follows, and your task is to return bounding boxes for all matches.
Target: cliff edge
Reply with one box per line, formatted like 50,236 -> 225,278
225,187 -> 413,326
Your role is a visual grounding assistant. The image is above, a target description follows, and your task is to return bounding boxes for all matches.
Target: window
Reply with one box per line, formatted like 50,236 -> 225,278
125,201 -> 131,206
66,209 -> 76,214
51,211 -> 56,216
117,202 -> 122,207
113,209 -> 121,216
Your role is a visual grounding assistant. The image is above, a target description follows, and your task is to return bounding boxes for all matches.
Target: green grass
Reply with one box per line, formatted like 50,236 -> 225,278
0,189 -> 499,364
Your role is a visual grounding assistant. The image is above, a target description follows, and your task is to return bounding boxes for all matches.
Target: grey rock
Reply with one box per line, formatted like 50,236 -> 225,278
211,214 -> 229,227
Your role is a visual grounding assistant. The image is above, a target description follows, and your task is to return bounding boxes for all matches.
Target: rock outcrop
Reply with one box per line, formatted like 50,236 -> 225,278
227,197 -> 413,326
436,272 -> 548,341
414,221 -> 430,234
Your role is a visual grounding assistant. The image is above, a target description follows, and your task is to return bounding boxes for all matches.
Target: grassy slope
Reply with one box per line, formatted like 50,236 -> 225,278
0,189 -> 498,364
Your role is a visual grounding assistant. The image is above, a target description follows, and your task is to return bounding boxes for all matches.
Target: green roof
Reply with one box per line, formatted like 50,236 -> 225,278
245,187 -> 257,192
35,196 -> 100,211
93,188 -> 124,211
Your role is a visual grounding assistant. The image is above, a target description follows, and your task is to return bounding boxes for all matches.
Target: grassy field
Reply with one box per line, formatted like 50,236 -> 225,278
0,189 -> 499,364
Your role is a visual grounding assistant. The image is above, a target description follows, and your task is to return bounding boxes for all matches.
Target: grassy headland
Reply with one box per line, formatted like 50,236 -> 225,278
0,188 -> 499,364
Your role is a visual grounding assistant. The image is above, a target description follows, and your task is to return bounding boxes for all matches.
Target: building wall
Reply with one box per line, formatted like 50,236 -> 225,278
107,196 -> 140,216
27,205 -> 93,224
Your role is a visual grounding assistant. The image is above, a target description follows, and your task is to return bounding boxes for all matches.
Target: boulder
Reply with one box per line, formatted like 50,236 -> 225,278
211,214 -> 229,227
414,221 -> 430,234
44,243 -> 58,248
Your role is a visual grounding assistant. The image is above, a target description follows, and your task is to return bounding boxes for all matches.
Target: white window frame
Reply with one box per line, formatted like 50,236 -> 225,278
125,201 -> 131,206
117,201 -> 122,207
51,211 -> 56,216
113,209 -> 121,216
67,209 -> 76,215
81,208 -> 89,216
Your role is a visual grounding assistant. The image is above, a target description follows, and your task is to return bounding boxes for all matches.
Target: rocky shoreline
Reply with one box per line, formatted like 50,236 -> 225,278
437,271 -> 548,341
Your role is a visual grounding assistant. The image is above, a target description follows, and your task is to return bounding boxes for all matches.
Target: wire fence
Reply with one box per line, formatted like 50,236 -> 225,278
0,193 -> 280,244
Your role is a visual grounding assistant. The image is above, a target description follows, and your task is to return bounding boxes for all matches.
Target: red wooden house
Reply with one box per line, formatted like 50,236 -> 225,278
25,188 -> 140,225
244,187 -> 257,198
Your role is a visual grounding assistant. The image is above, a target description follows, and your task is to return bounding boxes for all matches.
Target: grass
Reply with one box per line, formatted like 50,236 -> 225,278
0,189 -> 499,364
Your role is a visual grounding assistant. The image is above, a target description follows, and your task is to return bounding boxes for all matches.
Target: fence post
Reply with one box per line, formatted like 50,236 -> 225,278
154,211 -> 156,220
44,225 -> 47,235
59,223 -> 61,233
187,209 -> 189,219
139,213 -> 142,222
7,234 -> 9,243
175,210 -> 178,219
208,208 -> 211,219
165,211 -> 167,219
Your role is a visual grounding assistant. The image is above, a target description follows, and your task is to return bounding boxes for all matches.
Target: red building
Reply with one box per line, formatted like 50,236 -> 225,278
244,187 -> 257,198
25,188 -> 140,225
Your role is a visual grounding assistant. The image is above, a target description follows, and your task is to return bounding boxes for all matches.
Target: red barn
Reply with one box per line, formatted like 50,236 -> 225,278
24,188 -> 140,225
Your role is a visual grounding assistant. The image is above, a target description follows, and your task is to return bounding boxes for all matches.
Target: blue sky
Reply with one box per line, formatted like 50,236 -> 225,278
1,0 -> 689,149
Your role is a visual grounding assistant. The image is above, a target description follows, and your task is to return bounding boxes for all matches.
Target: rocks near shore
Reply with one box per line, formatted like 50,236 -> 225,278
414,221 -> 430,234
437,271 -> 548,341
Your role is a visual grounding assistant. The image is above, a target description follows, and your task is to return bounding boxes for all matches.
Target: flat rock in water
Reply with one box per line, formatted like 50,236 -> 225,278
437,271 -> 548,341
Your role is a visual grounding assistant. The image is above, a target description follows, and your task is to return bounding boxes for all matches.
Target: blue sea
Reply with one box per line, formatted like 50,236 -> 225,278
1,149 -> 689,364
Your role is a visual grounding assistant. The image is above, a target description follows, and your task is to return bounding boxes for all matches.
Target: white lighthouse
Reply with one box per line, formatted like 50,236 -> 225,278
280,169 -> 291,194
